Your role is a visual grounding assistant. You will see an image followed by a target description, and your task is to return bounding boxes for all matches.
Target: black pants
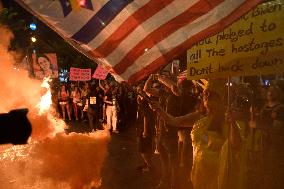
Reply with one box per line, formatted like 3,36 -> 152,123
87,108 -> 100,131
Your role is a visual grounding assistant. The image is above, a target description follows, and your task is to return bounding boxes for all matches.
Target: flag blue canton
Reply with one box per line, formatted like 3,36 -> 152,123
71,0 -> 133,43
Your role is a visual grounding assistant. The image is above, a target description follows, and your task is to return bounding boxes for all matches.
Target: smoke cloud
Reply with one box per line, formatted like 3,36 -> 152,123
0,23 -> 110,189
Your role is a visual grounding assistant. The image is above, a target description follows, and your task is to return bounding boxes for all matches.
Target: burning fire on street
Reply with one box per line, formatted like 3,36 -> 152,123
0,25 -> 110,189
37,77 -> 53,116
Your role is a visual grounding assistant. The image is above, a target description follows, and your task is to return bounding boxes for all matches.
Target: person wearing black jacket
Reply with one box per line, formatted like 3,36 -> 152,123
87,84 -> 103,132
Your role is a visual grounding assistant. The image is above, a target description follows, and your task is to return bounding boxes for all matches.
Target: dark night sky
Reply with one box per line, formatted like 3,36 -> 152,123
2,0 -> 64,47
2,0 -> 31,20
1,0 -> 97,69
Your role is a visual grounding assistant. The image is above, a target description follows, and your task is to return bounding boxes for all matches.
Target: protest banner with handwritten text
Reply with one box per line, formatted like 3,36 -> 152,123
187,1 -> 284,80
92,64 -> 108,80
70,67 -> 91,81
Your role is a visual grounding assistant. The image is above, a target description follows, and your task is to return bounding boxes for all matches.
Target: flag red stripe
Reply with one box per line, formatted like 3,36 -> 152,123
113,0 -> 224,75
127,0 -> 261,84
90,0 -> 174,58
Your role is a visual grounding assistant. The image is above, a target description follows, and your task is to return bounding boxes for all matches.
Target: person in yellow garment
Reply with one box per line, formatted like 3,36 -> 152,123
150,79 -> 242,189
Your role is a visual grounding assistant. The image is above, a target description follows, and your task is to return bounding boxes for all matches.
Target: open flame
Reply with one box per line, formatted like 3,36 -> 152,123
0,24 -> 110,189
32,77 -> 67,137
37,77 -> 52,115
0,74 -> 110,189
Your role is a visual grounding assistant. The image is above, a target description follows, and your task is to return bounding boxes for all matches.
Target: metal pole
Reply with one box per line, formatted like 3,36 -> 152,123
227,76 -> 230,107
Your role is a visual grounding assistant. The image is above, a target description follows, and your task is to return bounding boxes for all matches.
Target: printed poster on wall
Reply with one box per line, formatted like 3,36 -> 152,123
69,67 -> 91,81
32,53 -> 59,79
187,1 -> 284,80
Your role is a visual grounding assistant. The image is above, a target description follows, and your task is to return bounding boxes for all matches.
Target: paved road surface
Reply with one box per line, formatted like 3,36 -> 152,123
98,127 -> 161,189
67,120 -> 191,189
67,121 -> 161,189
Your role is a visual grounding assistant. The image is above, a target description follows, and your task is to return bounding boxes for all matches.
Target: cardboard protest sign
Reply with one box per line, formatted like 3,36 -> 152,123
187,1 -> 284,80
92,64 -> 108,80
80,68 -> 92,81
70,67 -> 91,81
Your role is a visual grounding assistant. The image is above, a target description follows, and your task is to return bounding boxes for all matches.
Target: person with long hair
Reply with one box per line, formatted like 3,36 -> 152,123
71,86 -> 82,121
135,83 -> 155,172
150,80 -> 241,189
34,54 -> 55,79
58,84 -> 72,121
259,84 -> 284,189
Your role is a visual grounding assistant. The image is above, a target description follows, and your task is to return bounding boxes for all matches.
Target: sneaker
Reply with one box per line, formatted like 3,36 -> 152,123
113,130 -> 119,134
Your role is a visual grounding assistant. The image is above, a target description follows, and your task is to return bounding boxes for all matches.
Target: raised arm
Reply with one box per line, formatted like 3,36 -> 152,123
156,75 -> 180,96
99,80 -> 107,93
143,75 -> 160,97
151,101 -> 203,128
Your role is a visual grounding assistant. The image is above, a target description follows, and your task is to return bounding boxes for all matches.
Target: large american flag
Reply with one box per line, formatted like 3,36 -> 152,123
16,0 -> 261,83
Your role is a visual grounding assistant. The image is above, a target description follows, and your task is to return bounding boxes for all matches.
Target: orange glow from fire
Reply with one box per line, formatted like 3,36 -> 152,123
0,24 -> 110,189
37,77 -> 52,115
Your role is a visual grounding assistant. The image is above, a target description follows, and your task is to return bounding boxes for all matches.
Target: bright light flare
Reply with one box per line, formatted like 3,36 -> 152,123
79,0 -> 86,6
31,36 -> 36,42
29,23 -> 37,31
37,77 -> 52,115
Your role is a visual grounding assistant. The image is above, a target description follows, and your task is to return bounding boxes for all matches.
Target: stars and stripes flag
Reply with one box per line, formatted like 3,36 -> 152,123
16,0 -> 261,83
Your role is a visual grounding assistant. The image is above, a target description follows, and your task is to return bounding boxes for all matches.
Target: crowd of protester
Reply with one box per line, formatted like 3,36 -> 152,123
51,79 -> 138,133
50,73 -> 284,189
135,74 -> 284,189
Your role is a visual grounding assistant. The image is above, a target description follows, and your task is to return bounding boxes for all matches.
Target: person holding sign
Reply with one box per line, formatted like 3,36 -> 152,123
86,84 -> 103,132
150,79 -> 242,189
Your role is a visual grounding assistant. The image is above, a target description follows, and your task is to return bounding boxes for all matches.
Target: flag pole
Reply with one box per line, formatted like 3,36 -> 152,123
226,75 -> 231,188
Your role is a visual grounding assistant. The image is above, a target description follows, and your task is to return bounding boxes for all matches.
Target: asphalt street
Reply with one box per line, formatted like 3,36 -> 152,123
66,120 -> 192,189
66,120 -> 161,189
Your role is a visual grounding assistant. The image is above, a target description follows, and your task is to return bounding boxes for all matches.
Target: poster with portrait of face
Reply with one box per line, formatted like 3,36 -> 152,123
32,53 -> 59,79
